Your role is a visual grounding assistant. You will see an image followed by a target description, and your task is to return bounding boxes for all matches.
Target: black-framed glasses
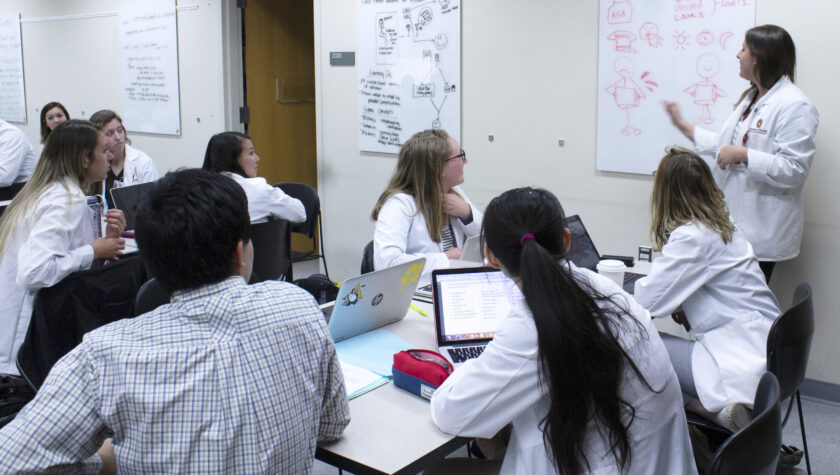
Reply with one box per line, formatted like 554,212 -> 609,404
447,150 -> 466,162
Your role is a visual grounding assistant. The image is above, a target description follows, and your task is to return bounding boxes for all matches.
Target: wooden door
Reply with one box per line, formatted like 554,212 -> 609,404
243,0 -> 317,251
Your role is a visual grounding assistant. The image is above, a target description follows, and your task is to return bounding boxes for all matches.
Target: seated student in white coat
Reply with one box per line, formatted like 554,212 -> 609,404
0,120 -> 125,379
634,147 -> 781,432
88,110 -> 159,208
430,187 -> 695,475
0,118 -> 37,198
371,129 -> 482,283
202,131 -> 306,224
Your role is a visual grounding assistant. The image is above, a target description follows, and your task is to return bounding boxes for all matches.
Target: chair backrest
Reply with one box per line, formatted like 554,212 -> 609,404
361,240 -> 374,275
275,182 -> 319,238
766,283 -> 814,401
250,218 -> 292,282
134,278 -> 171,315
707,372 -> 782,475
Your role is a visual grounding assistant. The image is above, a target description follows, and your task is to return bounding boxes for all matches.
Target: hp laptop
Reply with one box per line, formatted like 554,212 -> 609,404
110,182 -> 154,232
431,267 -> 523,366
325,258 -> 425,342
565,215 -> 644,293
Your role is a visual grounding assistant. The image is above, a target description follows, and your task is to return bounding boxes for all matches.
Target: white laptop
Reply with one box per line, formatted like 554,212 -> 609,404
431,267 -> 523,366
324,258 -> 425,342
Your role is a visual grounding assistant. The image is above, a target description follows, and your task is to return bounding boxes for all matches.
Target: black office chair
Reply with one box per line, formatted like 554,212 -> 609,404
706,372 -> 782,475
361,240 -> 374,275
250,218 -> 293,283
766,282 -> 814,475
134,278 -> 171,315
275,182 -> 328,278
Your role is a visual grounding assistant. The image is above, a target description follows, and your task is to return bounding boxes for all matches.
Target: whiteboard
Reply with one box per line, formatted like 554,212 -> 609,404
119,0 -> 181,135
597,0 -> 755,174
357,0 -> 461,153
0,13 -> 26,123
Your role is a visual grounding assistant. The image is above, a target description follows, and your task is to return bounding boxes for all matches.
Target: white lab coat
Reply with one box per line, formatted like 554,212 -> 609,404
222,172 -> 306,224
121,144 -> 159,185
693,76 -> 819,260
431,264 -> 696,475
373,186 -> 482,283
634,222 -> 781,412
0,119 -> 37,187
0,178 -> 95,375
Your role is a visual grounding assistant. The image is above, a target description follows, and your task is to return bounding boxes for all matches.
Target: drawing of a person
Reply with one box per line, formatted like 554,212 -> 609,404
605,57 -> 645,136
684,53 -> 727,124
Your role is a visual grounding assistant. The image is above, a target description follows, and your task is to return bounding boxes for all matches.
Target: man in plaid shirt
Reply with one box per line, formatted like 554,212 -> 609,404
0,168 -> 349,473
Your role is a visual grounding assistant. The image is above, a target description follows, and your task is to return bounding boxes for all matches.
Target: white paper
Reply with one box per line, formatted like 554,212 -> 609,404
0,13 -> 26,122
357,0 -> 461,153
119,0 -> 181,135
340,359 -> 389,399
597,0 -> 755,174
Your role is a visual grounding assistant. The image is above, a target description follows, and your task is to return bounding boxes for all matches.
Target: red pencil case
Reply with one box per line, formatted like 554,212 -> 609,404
392,349 -> 453,400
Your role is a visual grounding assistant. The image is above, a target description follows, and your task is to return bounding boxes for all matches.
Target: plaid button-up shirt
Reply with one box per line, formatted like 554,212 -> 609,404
0,276 -> 349,473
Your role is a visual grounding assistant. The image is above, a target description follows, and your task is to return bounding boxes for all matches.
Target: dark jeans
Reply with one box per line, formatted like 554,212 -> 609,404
0,374 -> 36,429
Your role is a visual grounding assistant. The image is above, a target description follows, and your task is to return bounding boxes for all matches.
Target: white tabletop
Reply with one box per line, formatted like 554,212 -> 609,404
316,300 -> 467,474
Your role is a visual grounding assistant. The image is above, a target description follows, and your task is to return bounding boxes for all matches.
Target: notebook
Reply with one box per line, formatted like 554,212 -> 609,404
324,258 -> 425,342
431,267 -> 523,367
565,214 -> 644,293
110,182 -> 154,232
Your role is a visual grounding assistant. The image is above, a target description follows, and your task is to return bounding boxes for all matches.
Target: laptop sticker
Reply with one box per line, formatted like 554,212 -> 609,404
342,282 -> 364,306
400,262 -> 423,290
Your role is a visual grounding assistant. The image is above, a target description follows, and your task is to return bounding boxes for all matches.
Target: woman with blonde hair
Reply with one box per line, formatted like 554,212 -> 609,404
371,129 -> 481,282
0,120 -> 125,377
634,147 -> 780,431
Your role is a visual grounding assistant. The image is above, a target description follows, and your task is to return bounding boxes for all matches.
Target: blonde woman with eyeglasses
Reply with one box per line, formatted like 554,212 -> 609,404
371,129 -> 481,283
633,147 -> 781,432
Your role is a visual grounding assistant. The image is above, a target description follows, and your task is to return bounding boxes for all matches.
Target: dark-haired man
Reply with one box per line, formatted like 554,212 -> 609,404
0,168 -> 349,473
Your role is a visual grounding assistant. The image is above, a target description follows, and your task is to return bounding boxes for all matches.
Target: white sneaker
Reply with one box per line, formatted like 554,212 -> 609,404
715,403 -> 753,432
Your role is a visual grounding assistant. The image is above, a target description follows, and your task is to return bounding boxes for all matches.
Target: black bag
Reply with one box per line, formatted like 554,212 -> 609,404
294,274 -> 339,305
0,374 -> 36,429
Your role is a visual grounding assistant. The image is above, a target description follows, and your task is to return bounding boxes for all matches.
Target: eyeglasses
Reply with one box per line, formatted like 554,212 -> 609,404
447,150 -> 467,162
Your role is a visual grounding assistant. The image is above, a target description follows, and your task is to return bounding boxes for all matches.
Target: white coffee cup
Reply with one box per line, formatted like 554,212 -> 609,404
596,259 -> 626,287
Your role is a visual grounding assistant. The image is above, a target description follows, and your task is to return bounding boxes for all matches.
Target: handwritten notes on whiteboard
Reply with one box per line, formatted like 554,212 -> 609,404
597,0 -> 754,174
357,0 -> 461,153
0,13 -> 26,123
119,0 -> 181,135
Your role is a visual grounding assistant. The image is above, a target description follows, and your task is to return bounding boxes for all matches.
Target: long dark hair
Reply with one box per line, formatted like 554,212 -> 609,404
482,187 -> 649,474
202,131 -> 250,177
39,101 -> 70,144
736,24 -> 796,106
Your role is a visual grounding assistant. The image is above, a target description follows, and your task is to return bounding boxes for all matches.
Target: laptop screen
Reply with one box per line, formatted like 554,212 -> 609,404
565,215 -> 601,271
432,268 -> 522,346
110,182 -> 154,230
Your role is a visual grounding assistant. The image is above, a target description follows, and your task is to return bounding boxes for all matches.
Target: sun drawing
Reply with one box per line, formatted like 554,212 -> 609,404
673,30 -> 690,51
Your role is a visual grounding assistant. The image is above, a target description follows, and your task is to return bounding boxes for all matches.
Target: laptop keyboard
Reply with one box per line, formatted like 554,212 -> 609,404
447,346 -> 487,363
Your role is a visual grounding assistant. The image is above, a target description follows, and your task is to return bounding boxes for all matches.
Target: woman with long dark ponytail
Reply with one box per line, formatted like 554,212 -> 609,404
430,188 -> 695,474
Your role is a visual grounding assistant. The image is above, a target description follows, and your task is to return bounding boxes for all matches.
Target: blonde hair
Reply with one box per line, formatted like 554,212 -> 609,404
650,147 -> 735,250
371,129 -> 452,242
0,120 -> 101,255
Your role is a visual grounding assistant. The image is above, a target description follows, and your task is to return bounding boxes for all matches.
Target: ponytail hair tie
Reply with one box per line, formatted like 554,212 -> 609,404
520,233 -> 535,246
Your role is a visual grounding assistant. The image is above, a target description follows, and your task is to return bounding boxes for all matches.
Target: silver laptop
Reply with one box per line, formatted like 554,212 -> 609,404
110,182 -> 154,232
459,235 -> 483,263
324,258 -> 425,342
432,267 -> 523,366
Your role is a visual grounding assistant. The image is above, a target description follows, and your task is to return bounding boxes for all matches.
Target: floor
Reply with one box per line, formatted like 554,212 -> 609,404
311,394 -> 839,475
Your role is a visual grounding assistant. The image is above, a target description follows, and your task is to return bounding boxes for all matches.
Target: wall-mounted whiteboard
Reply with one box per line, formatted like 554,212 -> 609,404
119,0 -> 181,135
357,0 -> 460,153
597,0 -> 754,174
0,13 -> 26,123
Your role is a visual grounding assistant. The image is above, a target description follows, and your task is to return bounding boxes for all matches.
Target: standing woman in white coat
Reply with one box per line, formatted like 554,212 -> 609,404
88,110 -> 159,209
0,120 -> 125,377
371,129 -> 482,283
430,188 -> 695,475
664,24 -> 818,282
202,131 -> 306,224
634,148 -> 781,431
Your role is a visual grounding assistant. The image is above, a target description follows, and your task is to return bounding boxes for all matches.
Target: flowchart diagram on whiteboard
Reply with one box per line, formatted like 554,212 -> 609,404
597,0 -> 754,174
358,0 -> 461,154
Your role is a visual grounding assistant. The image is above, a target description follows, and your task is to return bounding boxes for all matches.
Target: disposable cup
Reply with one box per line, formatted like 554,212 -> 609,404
596,259 -> 626,287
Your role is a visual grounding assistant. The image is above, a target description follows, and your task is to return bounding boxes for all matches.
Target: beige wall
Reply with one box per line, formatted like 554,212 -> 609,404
315,0 -> 840,384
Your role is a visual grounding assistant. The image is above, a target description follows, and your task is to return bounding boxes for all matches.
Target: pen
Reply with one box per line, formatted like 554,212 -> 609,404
409,303 -> 428,318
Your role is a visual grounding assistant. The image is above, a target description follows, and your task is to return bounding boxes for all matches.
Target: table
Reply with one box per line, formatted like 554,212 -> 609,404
316,300 -> 467,474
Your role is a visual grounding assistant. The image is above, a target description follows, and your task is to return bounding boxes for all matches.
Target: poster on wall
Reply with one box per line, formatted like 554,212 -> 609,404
119,0 -> 181,135
0,13 -> 26,123
357,0 -> 461,154
597,0 -> 754,174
